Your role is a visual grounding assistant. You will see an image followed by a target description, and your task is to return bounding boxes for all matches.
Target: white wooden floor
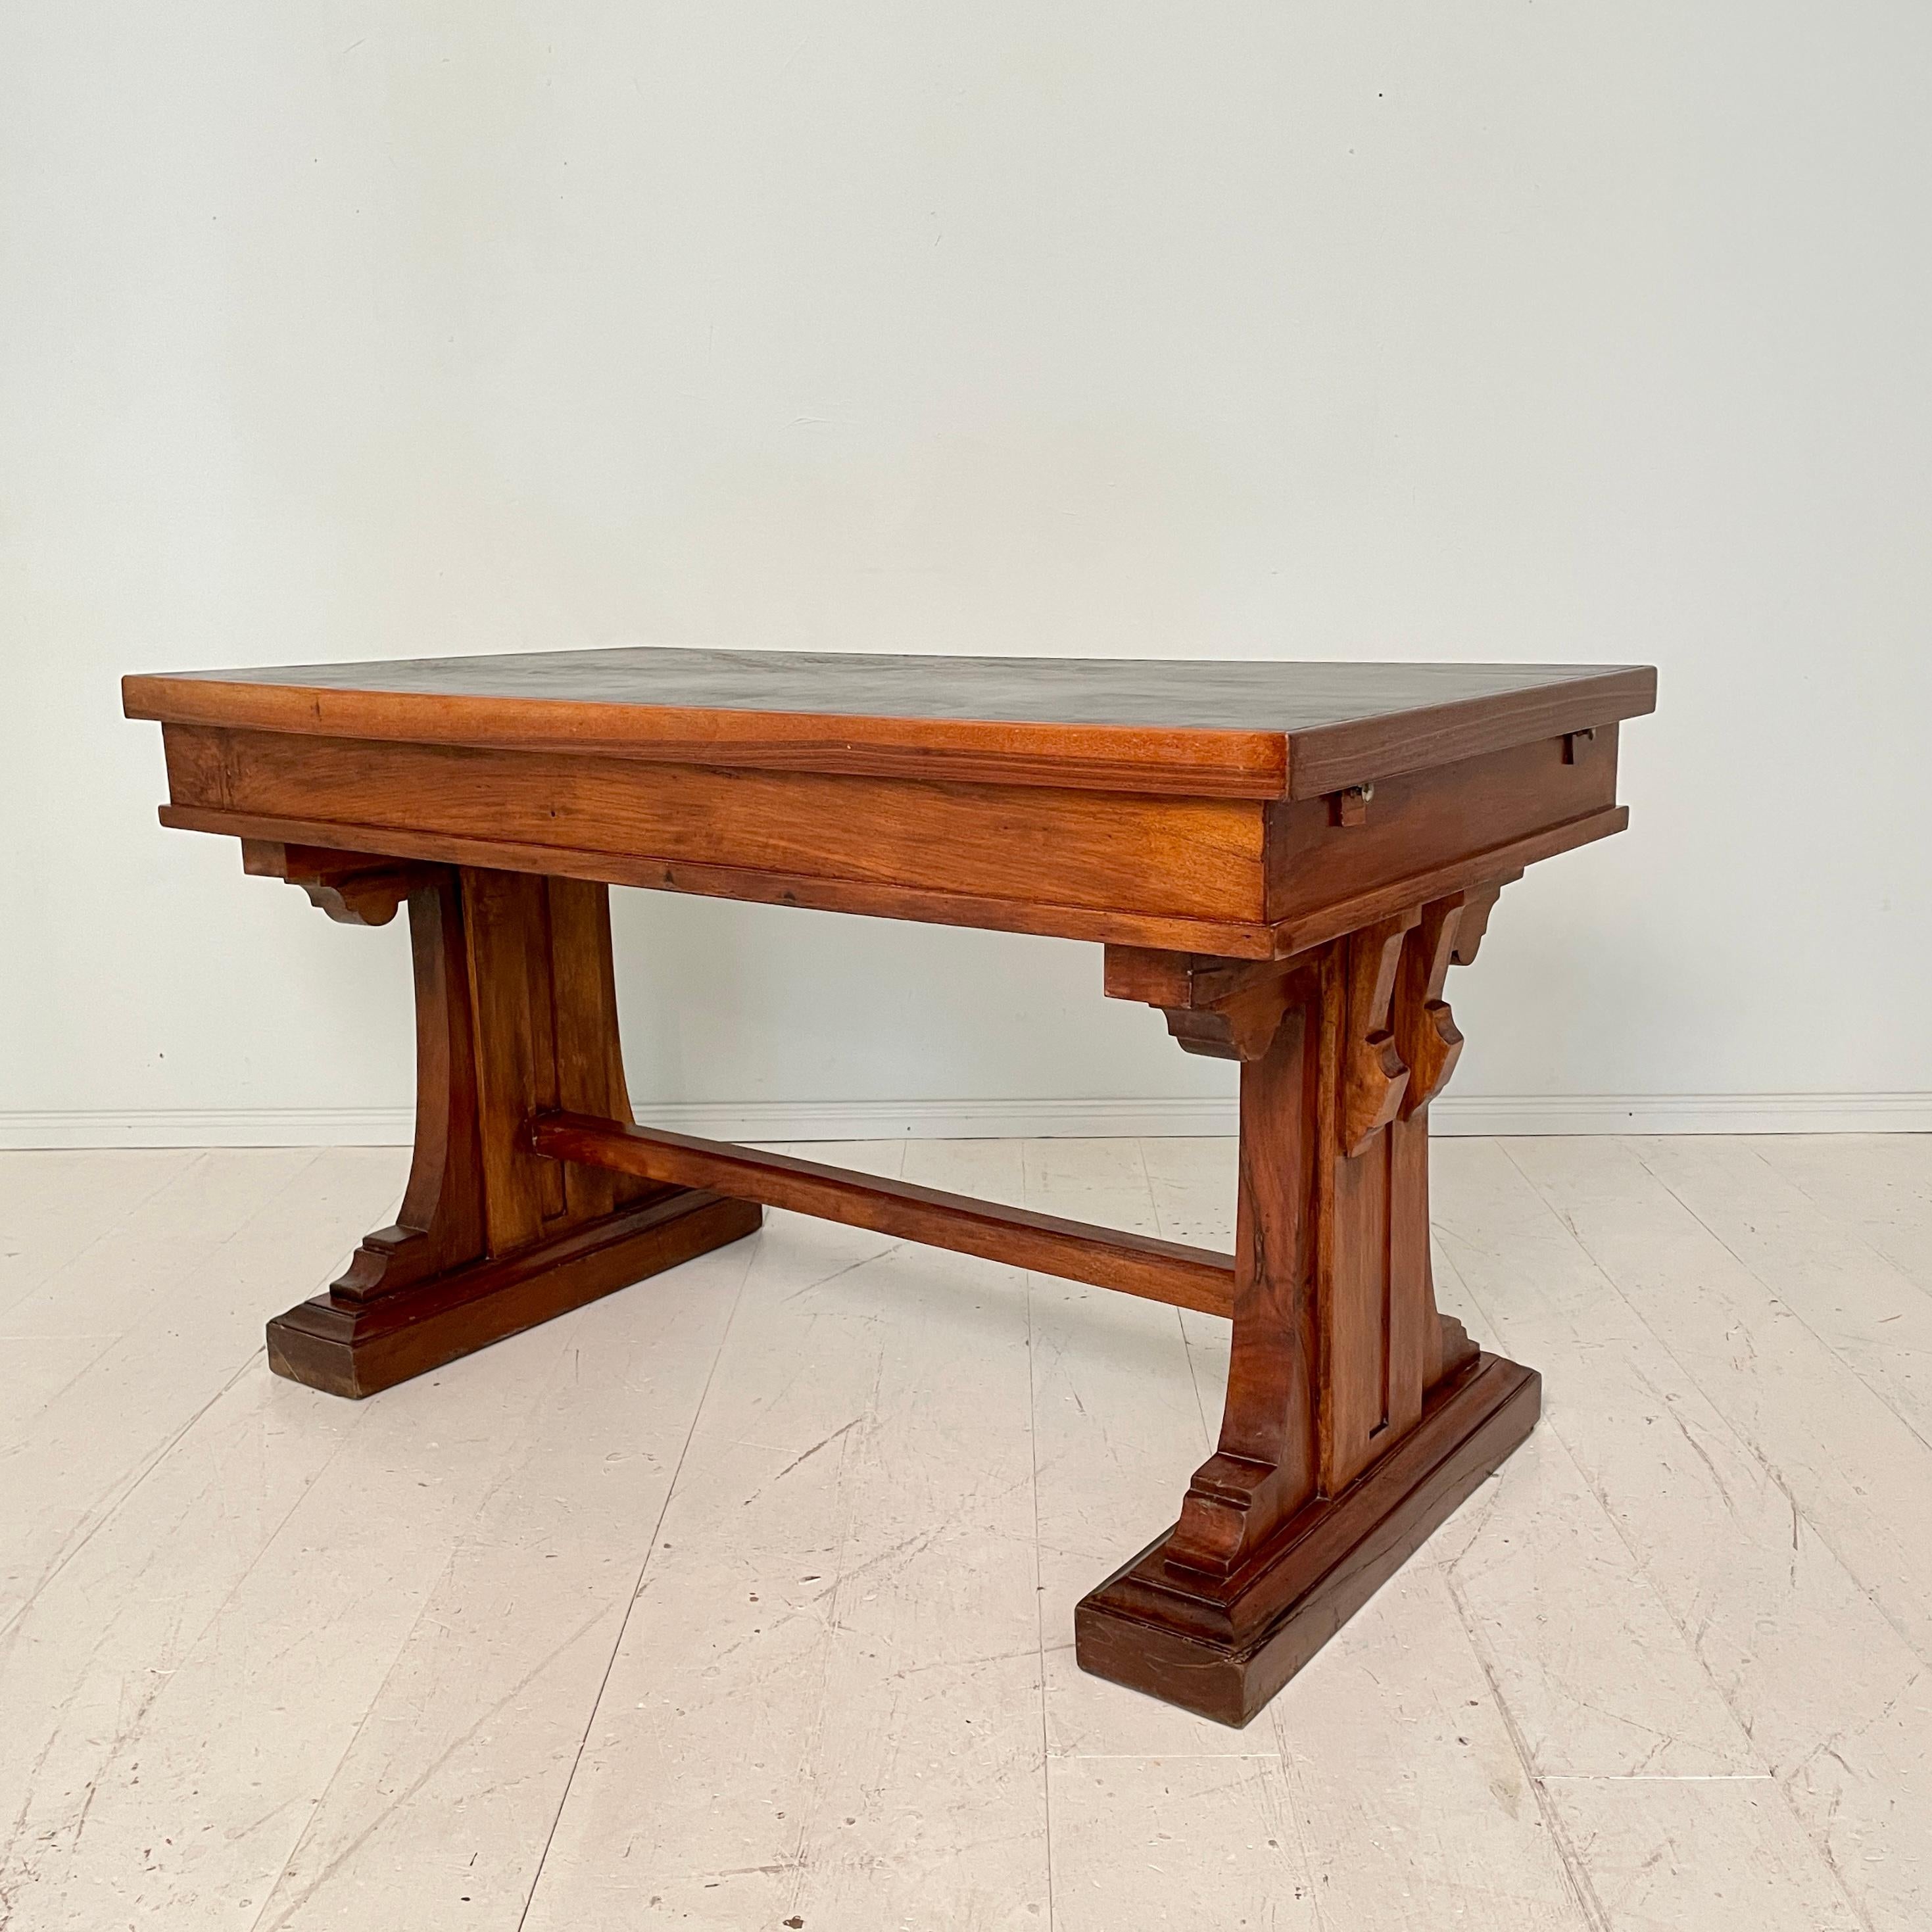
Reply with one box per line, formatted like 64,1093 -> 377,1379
1,1134 -> 1928,1931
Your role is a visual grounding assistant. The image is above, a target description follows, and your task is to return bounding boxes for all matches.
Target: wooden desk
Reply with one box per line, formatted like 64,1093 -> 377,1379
125,646 -> 1654,1725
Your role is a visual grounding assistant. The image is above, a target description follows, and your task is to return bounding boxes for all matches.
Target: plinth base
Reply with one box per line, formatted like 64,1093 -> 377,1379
1075,1353 -> 1539,1726
267,1188 -> 763,1398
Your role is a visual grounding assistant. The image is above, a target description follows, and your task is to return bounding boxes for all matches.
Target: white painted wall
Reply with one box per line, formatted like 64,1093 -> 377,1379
4,3 -> 1929,1143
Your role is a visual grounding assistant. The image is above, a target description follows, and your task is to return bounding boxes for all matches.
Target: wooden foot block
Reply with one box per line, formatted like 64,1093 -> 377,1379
266,1189 -> 763,1399
1075,1353 -> 1539,1727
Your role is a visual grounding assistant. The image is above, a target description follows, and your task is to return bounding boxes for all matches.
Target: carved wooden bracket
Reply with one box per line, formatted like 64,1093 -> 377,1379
1103,946 -> 1318,1063
1362,875 -> 1520,1123
1395,898 -> 1466,1119
1161,978 -> 1298,1063
241,840 -> 417,927
1338,913 -> 1416,1154
1451,878 -> 1509,967
1390,877 -> 1512,1119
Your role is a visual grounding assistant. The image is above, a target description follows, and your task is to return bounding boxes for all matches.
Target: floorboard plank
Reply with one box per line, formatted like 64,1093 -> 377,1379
2,1318 -> 581,1930
1272,1564 -> 1601,1932
0,1149 -> 197,1324
1540,1777 -> 1866,1932
1503,1135 -> 1932,1662
0,1150 -> 404,1633
1438,1426 -> 1762,1778
1438,1137 -> 1927,1931
1754,1134 -> 1932,1297
1630,1134 -> 1932,1445
0,1366 -> 368,1913
247,1238 -> 754,1931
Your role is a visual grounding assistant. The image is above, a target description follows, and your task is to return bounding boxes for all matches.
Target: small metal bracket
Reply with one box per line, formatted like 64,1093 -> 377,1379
1330,783 -> 1374,828
1562,727 -> 1597,765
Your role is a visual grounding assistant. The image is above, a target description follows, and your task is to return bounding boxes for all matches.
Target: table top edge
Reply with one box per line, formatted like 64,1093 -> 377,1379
123,656 -> 1656,800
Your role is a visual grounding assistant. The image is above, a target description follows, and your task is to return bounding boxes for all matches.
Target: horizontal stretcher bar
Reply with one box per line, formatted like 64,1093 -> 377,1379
529,1112 -> 1236,1319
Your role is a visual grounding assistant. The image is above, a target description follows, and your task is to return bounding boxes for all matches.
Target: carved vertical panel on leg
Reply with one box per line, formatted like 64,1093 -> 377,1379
1324,911 -> 1419,1492
461,867 -> 556,1252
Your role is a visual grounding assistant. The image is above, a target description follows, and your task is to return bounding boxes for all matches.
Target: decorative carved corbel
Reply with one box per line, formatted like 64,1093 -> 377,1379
1395,897 -> 1467,1119
1451,879 -> 1510,967
1103,946 -> 1320,1063
240,839 -> 417,927
1338,913 -> 1418,1154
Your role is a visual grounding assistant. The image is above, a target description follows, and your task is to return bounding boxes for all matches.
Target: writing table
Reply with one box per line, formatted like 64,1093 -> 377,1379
124,646 -> 1654,1724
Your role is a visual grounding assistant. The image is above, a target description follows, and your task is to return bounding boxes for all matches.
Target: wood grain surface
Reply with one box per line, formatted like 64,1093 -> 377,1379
124,645 -> 1656,799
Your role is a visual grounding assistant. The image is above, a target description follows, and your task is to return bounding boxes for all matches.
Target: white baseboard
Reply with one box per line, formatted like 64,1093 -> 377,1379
1,1092 -> 1927,1149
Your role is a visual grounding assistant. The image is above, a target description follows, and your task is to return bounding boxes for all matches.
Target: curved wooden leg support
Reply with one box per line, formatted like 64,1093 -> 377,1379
241,845 -> 762,1397
1078,886 -> 1537,1725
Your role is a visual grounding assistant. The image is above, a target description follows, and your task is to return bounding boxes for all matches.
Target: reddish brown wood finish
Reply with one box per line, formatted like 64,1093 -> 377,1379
241,845 -> 761,1396
164,725 -> 1268,923
1077,884 -> 1527,1722
531,1114 -> 1235,1317
124,646 -> 1656,800
268,1187 -> 760,1399
1263,728 -> 1616,923
167,800 -> 1284,959
124,646 -> 1648,1723
150,700 -> 1630,960
1076,1353 -> 1539,1726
